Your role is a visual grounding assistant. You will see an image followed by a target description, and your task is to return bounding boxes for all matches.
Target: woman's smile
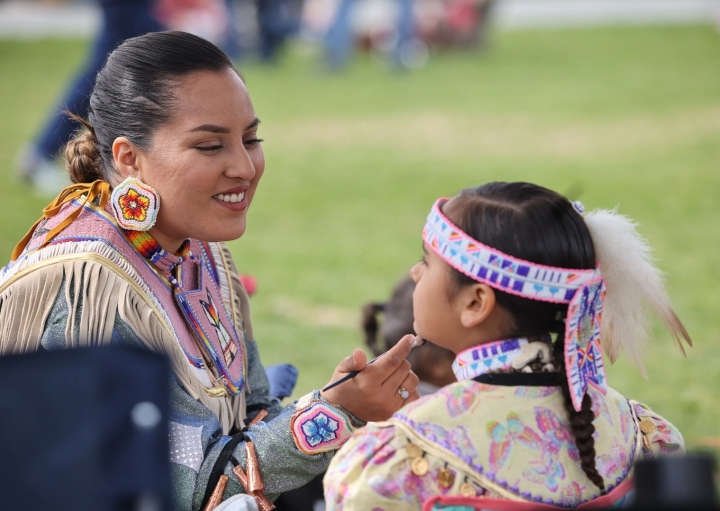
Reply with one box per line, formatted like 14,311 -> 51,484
213,185 -> 249,211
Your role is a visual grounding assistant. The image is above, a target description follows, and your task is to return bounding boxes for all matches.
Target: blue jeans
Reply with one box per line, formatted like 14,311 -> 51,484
35,0 -> 162,160
323,0 -> 414,69
256,0 -> 301,62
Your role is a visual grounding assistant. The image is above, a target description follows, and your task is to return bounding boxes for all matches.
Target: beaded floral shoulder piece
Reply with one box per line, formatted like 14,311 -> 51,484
290,391 -> 360,455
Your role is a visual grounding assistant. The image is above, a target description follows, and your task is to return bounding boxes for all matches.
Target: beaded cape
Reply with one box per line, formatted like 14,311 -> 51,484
0,195 -> 252,434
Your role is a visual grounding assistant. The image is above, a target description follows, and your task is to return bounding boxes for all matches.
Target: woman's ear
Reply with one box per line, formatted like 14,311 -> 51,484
459,283 -> 496,329
112,137 -> 141,180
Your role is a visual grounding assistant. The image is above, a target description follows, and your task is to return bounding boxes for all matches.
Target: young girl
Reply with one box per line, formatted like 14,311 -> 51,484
323,182 -> 690,510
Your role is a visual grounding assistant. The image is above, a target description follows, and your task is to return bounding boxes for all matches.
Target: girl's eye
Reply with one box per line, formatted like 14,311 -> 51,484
196,145 -> 223,152
244,138 -> 264,148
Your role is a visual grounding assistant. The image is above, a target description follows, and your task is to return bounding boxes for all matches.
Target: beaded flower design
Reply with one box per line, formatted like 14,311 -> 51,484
119,189 -> 150,222
303,411 -> 340,447
111,177 -> 160,231
291,401 -> 355,454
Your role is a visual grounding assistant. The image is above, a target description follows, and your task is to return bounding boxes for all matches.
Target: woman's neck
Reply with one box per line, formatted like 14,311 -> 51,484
148,226 -> 185,255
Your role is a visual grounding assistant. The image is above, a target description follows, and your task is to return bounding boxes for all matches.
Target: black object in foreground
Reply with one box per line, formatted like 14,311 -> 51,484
632,453 -> 718,510
0,345 -> 171,511
322,338 -> 428,392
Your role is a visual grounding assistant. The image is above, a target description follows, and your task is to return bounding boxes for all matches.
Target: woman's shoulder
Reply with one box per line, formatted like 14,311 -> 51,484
1,241 -> 126,296
0,254 -> 146,354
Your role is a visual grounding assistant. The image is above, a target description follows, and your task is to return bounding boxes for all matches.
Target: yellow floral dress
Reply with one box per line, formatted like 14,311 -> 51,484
324,380 -> 683,510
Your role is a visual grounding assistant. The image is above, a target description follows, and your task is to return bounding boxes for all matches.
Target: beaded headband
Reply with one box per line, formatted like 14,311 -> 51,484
422,199 -> 600,304
422,198 -> 607,411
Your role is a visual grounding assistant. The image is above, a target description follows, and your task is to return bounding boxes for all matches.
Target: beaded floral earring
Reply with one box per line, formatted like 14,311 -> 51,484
110,176 -> 160,231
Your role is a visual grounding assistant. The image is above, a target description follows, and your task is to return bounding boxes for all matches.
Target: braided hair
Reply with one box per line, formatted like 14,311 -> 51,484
553,325 -> 605,492
442,182 -> 605,493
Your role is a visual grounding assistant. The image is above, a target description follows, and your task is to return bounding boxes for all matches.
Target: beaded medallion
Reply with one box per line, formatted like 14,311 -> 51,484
175,256 -> 246,395
111,177 -> 159,231
291,401 -> 355,454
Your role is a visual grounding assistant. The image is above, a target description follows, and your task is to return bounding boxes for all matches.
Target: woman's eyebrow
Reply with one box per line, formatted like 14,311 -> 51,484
189,124 -> 231,134
188,118 -> 260,133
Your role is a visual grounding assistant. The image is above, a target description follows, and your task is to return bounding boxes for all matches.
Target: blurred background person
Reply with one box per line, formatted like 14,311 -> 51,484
317,0 -> 495,70
16,0 -> 163,196
432,0 -> 495,50
274,273 -> 456,511
323,0 -> 415,69
153,0 -> 240,58
15,0 -> 245,197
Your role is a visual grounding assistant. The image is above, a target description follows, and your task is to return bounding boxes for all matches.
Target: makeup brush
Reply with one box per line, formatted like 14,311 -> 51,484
321,337 -> 428,392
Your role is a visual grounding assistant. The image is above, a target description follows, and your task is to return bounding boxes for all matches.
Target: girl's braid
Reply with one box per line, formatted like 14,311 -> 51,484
553,331 -> 606,494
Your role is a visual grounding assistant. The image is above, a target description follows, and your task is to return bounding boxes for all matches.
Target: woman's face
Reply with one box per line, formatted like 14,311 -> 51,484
128,68 -> 265,251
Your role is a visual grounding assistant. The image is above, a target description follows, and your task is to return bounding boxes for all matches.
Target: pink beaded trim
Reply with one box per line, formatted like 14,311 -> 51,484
291,401 -> 356,455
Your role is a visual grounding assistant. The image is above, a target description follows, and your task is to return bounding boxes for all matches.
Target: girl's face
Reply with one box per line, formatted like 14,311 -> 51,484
127,68 -> 265,252
410,244 -> 467,354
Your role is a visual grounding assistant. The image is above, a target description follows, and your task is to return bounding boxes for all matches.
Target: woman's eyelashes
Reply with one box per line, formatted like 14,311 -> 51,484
244,137 -> 264,148
196,145 -> 223,152
194,135 -> 263,152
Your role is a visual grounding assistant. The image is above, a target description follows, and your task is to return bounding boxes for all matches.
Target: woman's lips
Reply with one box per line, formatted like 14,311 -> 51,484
213,190 -> 248,211
213,190 -> 245,203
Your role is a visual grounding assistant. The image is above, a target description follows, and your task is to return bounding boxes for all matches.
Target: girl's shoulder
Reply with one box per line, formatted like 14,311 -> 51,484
386,381 -> 642,506
627,398 -> 685,458
392,379 -> 565,424
328,385 -> 684,509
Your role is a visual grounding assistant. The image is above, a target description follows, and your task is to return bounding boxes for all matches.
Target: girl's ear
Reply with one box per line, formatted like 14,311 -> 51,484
459,284 -> 496,329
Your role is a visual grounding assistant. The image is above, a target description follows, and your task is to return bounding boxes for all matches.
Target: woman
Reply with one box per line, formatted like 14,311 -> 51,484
0,31 -> 420,511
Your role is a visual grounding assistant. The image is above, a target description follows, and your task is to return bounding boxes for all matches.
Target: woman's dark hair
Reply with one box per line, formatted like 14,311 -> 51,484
64,31 -> 236,183
443,181 -> 605,493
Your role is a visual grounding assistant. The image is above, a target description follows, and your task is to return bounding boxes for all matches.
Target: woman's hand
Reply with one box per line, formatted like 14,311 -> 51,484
320,334 -> 421,422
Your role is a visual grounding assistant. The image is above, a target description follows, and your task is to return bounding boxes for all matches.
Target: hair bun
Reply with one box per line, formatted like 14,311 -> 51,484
64,124 -> 102,184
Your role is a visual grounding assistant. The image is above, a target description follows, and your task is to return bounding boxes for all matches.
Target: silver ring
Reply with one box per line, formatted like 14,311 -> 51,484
398,387 -> 410,400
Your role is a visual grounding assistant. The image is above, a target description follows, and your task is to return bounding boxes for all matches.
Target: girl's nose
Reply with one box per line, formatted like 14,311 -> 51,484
410,262 -> 422,283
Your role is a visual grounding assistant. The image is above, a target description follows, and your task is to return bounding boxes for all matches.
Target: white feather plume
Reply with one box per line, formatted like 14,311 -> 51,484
584,209 -> 691,373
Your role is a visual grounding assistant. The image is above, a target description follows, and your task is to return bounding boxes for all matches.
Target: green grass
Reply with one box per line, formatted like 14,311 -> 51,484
1,26 -> 719,451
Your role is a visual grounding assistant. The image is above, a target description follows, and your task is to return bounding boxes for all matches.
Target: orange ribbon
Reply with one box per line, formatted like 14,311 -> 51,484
11,180 -> 112,262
